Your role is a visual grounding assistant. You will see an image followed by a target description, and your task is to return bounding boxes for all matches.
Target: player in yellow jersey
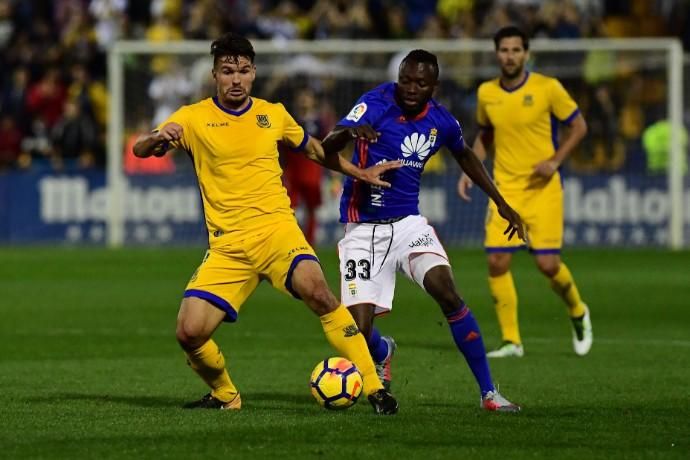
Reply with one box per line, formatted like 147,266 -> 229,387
133,33 -> 401,414
458,26 -> 593,358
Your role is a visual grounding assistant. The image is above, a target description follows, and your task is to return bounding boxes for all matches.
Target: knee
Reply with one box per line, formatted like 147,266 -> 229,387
488,254 -> 511,276
176,319 -> 208,351
536,259 -> 560,278
302,282 -> 338,316
425,274 -> 462,314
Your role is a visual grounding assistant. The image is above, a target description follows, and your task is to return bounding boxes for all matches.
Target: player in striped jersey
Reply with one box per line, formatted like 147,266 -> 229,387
323,50 -> 524,411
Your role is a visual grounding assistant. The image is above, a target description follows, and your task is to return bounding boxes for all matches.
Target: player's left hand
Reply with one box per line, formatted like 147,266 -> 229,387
532,159 -> 560,179
497,201 -> 526,241
358,160 -> 403,188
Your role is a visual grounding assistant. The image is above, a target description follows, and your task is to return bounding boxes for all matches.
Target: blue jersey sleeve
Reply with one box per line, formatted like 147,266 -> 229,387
443,114 -> 465,153
338,91 -> 386,128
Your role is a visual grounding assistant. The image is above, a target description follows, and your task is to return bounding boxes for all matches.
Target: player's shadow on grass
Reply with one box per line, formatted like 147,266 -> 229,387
244,391 -> 315,413
28,391 -> 322,412
26,393 -> 182,408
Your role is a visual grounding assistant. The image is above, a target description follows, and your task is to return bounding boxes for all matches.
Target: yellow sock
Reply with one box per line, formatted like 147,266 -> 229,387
550,263 -> 586,318
320,304 -> 382,396
488,272 -> 521,345
185,339 -> 238,402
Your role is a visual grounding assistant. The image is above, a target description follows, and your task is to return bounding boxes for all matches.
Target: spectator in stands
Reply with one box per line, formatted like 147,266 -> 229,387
0,67 -> 31,133
0,0 -> 14,48
51,100 -> 98,170
60,6 -> 99,63
0,114 -> 25,170
89,0 -> 128,49
147,58 -> 195,127
309,0 -> 373,39
184,0 -> 222,40
68,63 -> 108,127
27,67 -> 67,130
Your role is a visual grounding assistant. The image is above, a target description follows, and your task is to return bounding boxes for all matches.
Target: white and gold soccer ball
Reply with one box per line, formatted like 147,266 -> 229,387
309,357 -> 363,410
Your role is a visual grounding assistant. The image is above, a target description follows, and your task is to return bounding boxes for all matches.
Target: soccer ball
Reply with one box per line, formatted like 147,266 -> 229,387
309,357 -> 363,410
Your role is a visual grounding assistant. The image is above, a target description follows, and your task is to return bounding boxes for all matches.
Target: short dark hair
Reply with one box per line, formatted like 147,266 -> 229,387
210,33 -> 255,65
400,49 -> 439,80
493,26 -> 529,51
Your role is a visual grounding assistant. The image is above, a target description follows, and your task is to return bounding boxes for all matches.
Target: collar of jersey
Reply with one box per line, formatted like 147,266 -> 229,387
499,71 -> 530,93
397,101 -> 431,122
212,96 -> 253,116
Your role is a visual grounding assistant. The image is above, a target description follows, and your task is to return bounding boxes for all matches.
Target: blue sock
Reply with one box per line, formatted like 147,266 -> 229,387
367,327 -> 389,363
446,303 -> 495,397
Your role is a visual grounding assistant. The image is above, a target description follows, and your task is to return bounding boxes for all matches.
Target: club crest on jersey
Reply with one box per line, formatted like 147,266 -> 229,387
522,94 -> 534,106
348,282 -> 357,296
429,128 -> 438,147
256,114 -> 271,128
345,102 -> 367,122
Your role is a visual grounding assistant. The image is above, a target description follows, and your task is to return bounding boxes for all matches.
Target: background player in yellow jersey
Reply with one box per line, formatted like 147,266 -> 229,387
133,33 -> 400,414
458,26 -> 592,358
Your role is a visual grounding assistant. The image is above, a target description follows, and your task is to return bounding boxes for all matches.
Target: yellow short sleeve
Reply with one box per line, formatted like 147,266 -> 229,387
550,79 -> 579,123
278,103 -> 308,150
476,83 -> 491,128
155,106 -> 191,151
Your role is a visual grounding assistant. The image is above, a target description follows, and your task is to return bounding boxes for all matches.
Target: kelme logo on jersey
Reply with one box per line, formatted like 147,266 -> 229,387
401,133 -> 432,161
287,246 -> 310,257
256,114 -> 271,128
345,102 -> 367,122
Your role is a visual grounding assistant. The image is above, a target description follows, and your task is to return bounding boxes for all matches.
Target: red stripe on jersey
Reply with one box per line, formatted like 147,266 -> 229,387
347,140 -> 363,222
354,141 -> 369,221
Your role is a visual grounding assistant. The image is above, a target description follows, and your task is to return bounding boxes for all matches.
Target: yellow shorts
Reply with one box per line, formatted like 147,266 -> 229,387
184,219 -> 318,322
485,175 -> 563,254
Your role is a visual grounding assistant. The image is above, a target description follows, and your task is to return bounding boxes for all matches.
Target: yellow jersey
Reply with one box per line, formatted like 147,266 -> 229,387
158,97 -> 308,242
477,72 -> 579,191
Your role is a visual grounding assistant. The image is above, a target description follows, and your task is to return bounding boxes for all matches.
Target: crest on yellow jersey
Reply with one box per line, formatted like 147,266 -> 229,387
256,114 -> 271,128
522,95 -> 534,106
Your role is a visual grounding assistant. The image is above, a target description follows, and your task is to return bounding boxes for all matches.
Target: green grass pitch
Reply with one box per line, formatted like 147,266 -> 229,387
1,247 -> 688,459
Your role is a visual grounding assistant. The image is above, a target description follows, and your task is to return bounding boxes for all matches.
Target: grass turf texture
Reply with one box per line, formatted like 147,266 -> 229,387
1,247 -> 688,459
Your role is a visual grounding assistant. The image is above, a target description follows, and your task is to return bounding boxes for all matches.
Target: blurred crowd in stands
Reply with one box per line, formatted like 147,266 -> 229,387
1,0 -> 689,174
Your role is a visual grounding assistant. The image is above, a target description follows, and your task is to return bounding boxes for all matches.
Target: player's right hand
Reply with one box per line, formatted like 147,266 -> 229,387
157,122 -> 183,142
359,160 -> 403,188
457,174 -> 474,201
497,201 -> 526,241
347,125 -> 380,143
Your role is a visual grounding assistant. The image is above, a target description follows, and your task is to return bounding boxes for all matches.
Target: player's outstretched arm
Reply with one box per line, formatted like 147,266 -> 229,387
133,122 -> 182,158
452,144 -> 525,241
304,133 -> 401,188
322,125 -> 379,154
457,128 -> 492,201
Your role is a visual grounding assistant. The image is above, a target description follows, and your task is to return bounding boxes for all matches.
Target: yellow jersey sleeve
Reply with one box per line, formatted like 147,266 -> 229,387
549,79 -> 579,123
278,103 -> 309,150
476,83 -> 491,128
155,106 -> 191,151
